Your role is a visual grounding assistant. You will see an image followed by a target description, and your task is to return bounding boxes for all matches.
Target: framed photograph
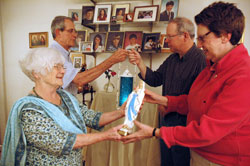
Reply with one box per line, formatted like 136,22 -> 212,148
82,6 -> 95,25
29,32 -> 48,48
68,9 -> 82,24
112,4 -> 130,22
89,32 -> 107,52
142,32 -> 161,52
70,53 -> 86,70
93,4 -> 112,24
124,13 -> 134,22
82,41 -> 93,53
70,30 -> 87,52
160,34 -> 171,53
105,32 -> 125,52
159,0 -> 179,21
123,31 -> 143,52
133,5 -> 159,22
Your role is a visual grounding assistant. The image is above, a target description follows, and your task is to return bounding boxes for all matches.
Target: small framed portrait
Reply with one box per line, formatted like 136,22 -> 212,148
93,4 -> 112,24
105,32 -> 125,52
29,32 -> 48,48
159,0 -> 179,21
160,34 -> 171,53
82,41 -> 93,53
133,5 -> 159,22
82,6 -> 95,25
112,4 -> 130,22
123,31 -> 143,52
68,9 -> 82,24
124,13 -> 134,22
89,32 -> 107,52
70,30 -> 87,52
70,53 -> 86,70
142,32 -> 161,52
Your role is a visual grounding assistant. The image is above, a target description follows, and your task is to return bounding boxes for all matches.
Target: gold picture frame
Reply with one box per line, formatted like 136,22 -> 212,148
70,53 -> 86,70
160,34 -> 171,53
29,32 -> 48,48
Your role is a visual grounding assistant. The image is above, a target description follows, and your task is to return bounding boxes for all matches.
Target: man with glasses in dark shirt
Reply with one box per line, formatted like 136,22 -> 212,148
128,17 -> 206,166
50,16 -> 128,95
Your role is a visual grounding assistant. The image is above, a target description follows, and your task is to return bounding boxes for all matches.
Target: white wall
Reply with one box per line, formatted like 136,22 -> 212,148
0,0 -> 250,143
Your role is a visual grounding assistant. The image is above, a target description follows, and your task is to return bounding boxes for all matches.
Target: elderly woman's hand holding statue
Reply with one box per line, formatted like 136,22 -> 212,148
0,48 -> 126,166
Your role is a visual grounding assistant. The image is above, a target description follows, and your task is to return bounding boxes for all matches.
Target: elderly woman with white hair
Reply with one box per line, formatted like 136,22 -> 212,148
1,48 -> 125,166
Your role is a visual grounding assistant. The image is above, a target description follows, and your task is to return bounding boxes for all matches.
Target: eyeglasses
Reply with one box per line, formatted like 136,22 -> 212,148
64,28 -> 77,34
54,64 -> 66,70
197,31 -> 211,43
166,33 -> 182,40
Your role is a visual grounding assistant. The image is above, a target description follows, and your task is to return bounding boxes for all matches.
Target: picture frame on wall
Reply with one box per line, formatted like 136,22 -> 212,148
142,32 -> 161,52
93,4 -> 112,24
124,13 -> 134,22
123,31 -> 143,52
160,34 -> 171,53
68,9 -> 82,24
89,32 -> 107,52
159,0 -> 179,21
133,5 -> 159,22
112,4 -> 130,22
82,41 -> 93,53
82,6 -> 95,25
70,53 -> 86,70
105,32 -> 125,52
70,30 -> 87,52
29,32 -> 48,48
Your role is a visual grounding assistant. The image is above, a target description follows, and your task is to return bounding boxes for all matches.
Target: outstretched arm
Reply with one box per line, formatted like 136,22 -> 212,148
144,89 -> 168,106
128,50 -> 147,79
73,49 -> 128,86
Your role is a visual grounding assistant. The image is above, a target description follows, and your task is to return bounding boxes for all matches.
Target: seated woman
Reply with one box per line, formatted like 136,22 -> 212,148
122,2 -> 250,166
1,48 -> 125,166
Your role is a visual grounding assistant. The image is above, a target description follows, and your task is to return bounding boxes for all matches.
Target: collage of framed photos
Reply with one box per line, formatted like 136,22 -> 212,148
69,30 -> 171,53
67,0 -> 179,53
69,0 -> 179,25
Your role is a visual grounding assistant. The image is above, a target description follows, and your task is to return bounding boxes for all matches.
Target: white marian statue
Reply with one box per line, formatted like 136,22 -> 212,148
118,80 -> 145,136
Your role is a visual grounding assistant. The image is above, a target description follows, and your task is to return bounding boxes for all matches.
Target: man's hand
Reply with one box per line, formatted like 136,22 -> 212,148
108,49 -> 128,64
128,49 -> 142,65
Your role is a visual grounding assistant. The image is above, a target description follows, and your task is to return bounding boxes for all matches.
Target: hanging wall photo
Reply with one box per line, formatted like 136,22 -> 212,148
159,0 -> 179,21
68,9 -> 82,24
105,32 -> 125,52
123,31 -> 143,52
142,32 -> 161,52
29,32 -> 48,48
112,4 -> 130,23
93,4 -> 112,24
89,32 -> 107,52
82,6 -> 95,25
133,5 -> 159,22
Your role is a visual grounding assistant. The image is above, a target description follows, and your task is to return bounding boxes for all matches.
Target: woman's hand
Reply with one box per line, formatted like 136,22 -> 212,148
128,49 -> 142,65
121,120 -> 154,144
104,124 -> 124,142
144,89 -> 168,106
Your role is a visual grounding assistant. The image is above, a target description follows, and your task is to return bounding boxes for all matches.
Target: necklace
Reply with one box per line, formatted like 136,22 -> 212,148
32,87 -> 43,99
32,87 -> 70,116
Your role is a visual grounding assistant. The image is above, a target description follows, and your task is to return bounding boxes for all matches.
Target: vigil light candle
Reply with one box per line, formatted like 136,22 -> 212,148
119,69 -> 133,106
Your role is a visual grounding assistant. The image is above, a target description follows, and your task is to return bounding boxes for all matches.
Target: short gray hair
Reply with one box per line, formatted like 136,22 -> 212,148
19,48 -> 65,82
169,17 -> 195,39
51,16 -> 73,39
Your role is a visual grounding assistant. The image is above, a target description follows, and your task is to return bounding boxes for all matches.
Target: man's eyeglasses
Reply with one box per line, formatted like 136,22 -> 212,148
63,28 -> 77,34
197,31 -> 211,43
166,33 -> 182,40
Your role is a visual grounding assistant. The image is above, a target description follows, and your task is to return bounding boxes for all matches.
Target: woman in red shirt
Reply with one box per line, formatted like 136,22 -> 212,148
122,2 -> 250,166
